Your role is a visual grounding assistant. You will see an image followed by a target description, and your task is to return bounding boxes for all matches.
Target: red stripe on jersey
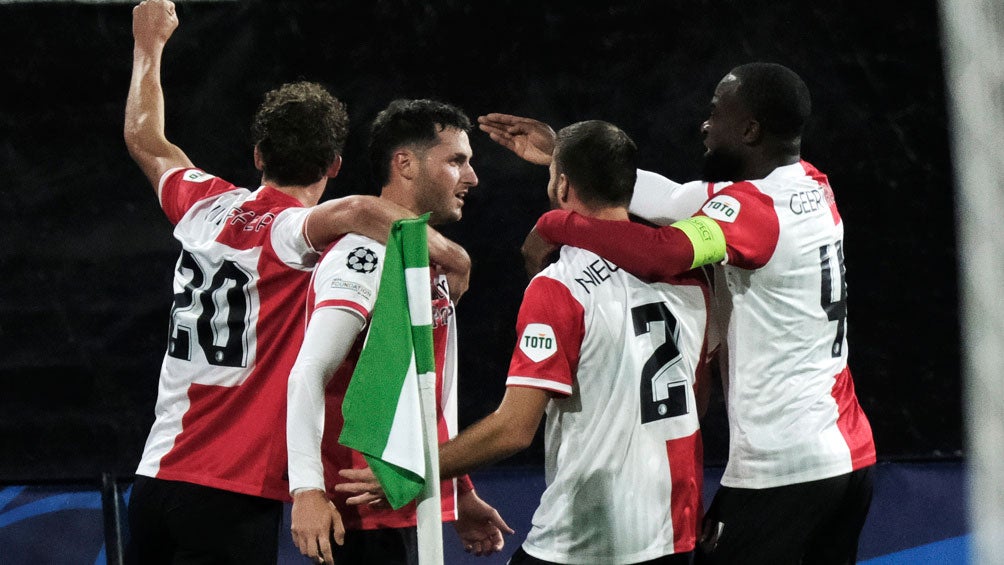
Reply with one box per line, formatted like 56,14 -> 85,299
160,168 -> 241,225
315,299 -> 369,320
800,160 -> 841,225
700,182 -> 780,270
830,366 -> 877,470
706,182 -> 716,199
666,430 -> 703,553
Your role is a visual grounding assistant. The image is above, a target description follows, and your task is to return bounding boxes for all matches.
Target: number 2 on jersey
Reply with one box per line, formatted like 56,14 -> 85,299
819,240 -> 848,357
632,302 -> 689,424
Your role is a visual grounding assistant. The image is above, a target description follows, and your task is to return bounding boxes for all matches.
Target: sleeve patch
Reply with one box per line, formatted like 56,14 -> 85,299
345,246 -> 379,273
701,194 -> 741,223
182,170 -> 215,183
519,323 -> 558,363
329,278 -> 373,301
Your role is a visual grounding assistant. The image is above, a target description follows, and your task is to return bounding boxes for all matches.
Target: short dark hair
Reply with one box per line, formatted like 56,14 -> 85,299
731,63 -> 811,140
251,81 -> 349,186
368,99 -> 472,187
554,120 -> 637,207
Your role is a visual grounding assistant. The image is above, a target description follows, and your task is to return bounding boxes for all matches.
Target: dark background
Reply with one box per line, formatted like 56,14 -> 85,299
0,0 -> 959,481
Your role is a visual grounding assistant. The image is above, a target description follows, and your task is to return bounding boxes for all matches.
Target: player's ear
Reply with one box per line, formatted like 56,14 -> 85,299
253,145 -> 265,172
326,155 -> 343,179
394,149 -> 417,181
743,119 -> 762,144
558,174 -> 570,203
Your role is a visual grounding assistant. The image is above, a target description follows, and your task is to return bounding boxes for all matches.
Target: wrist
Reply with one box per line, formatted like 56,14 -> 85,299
291,487 -> 326,498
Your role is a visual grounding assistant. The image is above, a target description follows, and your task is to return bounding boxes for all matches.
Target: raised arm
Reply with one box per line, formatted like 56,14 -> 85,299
477,113 -> 557,166
124,0 -> 193,192
305,196 -> 471,301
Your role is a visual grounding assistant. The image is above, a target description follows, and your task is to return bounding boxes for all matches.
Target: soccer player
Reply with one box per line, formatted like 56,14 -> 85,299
285,99 -> 512,565
124,3 -> 469,563
346,120 -> 715,564
480,62 -> 877,564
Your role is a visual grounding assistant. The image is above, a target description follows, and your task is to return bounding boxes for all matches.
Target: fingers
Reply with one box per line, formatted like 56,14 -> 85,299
478,113 -> 521,126
479,127 -> 518,151
333,480 -> 373,494
492,511 -> 515,535
344,491 -> 384,506
463,535 -> 501,557
317,532 -> 334,565
338,468 -> 376,482
292,531 -> 326,564
331,512 -> 346,546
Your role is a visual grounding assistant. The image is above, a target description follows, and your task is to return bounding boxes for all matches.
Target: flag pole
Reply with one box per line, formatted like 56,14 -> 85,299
415,370 -> 444,565
401,218 -> 444,565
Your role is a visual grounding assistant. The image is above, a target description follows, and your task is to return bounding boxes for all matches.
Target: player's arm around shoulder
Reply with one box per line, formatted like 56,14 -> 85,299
305,197 -> 471,300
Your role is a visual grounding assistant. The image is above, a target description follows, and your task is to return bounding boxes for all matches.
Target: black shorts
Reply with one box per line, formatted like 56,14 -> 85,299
125,476 -> 282,565
508,546 -> 692,565
696,466 -> 874,565
331,526 -> 418,565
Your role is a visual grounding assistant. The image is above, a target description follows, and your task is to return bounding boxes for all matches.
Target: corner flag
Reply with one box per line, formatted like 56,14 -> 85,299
338,215 -> 436,509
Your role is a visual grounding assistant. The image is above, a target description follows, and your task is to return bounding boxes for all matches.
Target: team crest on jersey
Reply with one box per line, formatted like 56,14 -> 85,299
346,247 -> 379,273
702,195 -> 741,223
183,170 -> 214,183
519,323 -> 557,363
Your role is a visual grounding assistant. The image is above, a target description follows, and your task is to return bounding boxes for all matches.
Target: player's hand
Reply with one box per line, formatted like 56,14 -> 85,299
132,0 -> 178,51
453,489 -> 514,557
478,114 -> 556,166
290,489 -> 345,565
521,226 -> 559,277
427,228 -> 471,302
335,467 -> 390,508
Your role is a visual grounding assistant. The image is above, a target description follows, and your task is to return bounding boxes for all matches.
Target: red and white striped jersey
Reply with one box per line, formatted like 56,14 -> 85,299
136,168 -> 319,501
303,234 -> 471,530
508,245 -> 711,564
628,162 -> 877,489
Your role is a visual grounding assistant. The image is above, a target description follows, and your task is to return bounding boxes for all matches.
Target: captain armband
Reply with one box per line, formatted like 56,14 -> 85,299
671,216 -> 727,269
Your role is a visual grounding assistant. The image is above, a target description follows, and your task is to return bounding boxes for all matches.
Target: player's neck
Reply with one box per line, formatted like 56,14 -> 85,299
379,180 -> 423,218
565,199 -> 629,222
582,207 -> 629,221
265,178 -> 326,207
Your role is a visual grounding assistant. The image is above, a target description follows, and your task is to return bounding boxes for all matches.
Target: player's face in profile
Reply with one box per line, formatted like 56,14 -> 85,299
700,74 -> 749,182
414,127 -> 477,225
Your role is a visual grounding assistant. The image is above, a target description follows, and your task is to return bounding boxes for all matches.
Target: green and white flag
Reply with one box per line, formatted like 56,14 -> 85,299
339,215 -> 436,510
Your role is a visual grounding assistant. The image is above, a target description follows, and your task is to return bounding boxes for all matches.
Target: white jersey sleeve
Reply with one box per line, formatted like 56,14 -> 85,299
270,206 -> 320,270
311,233 -> 386,321
286,308 -> 365,492
630,170 -> 712,225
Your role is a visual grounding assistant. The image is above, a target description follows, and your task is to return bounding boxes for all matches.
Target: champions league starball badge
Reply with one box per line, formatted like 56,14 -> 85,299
346,247 -> 379,273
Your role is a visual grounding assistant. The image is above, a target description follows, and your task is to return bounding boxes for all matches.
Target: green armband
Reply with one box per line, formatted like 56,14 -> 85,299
671,216 -> 726,269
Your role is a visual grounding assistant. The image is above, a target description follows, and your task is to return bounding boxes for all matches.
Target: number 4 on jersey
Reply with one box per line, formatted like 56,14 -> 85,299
819,240 -> 848,358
